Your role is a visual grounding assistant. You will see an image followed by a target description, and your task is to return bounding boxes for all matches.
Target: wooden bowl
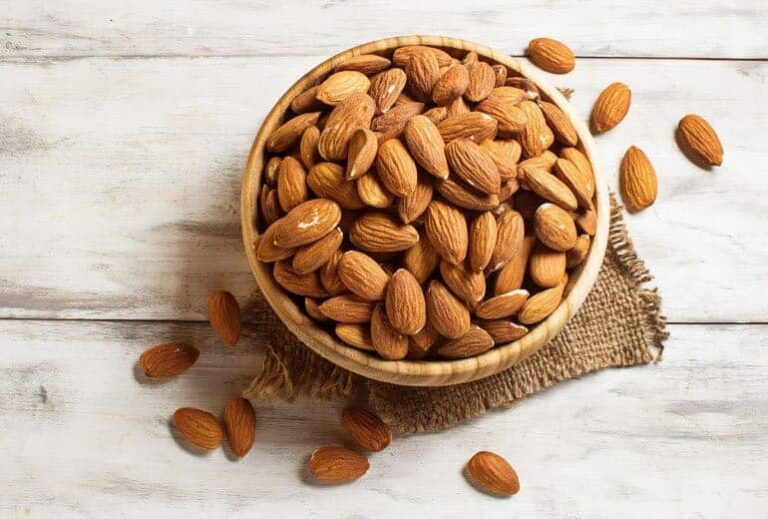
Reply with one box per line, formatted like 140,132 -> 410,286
241,36 -> 609,387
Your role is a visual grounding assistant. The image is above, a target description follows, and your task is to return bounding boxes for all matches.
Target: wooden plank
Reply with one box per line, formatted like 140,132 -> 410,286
0,320 -> 765,517
1,57 -> 764,322
2,0 -> 766,60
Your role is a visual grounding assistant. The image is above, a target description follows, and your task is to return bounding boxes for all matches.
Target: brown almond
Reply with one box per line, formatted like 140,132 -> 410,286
438,112 -> 498,143
446,138 -> 501,194
272,199 -> 342,248
527,37 -> 575,74
392,45 -> 453,68
540,101 -> 578,146
505,77 -> 540,100
425,200 -> 469,265
276,156 -> 308,212
350,212 -> 419,253
432,63 -> 469,106
405,50 -> 440,102
474,289 -> 529,319
529,242 -> 566,288
206,290 -> 241,347
476,97 -> 527,135
620,146 -> 657,212
519,100 -> 555,157
499,178 -> 520,202
677,114 -> 723,166
591,82 -> 631,133
338,250 -> 390,301
357,169 -> 394,208
439,260 -> 486,305
495,234 -> 536,294
370,303 -> 409,360
492,64 -> 508,87
305,297 -> 327,321
436,325 -> 494,359
423,106 -> 448,125
402,235 -> 440,284
372,101 -> 425,142
307,162 -> 365,209
223,398 -> 256,458
398,176 -> 433,224
172,408 -> 223,450
486,86 -> 528,105
534,203 -> 577,251
368,68 -> 407,114
480,139 -> 522,180
553,158 -> 592,208
309,446 -> 369,484
320,250 -> 347,296
337,54 -> 391,76
560,147 -> 594,197
318,92 -> 375,161
139,342 -> 199,378
300,126 -> 322,169
267,111 -> 322,153
375,138 -> 418,196
426,280 -> 471,339
264,156 -> 281,187
462,51 -> 478,66
465,451 -> 520,497
404,115 -> 449,180
291,85 -> 324,114
522,167 -> 578,211
576,206 -> 597,236
518,276 -> 566,324
518,153 -> 557,177
468,211 -> 498,272
465,61 -> 496,102
341,407 -> 393,451
436,178 -> 500,211
292,227 -> 343,274
346,128 -> 378,180
318,295 -> 375,323
385,269 -> 427,335
335,323 -> 375,350
317,71 -> 371,106
566,234 -> 591,268
487,209 -> 524,272
274,261 -> 328,298
255,220 -> 294,262
476,320 -> 528,344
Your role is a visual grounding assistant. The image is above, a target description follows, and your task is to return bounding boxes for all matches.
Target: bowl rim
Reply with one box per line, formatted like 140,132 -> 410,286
241,35 -> 609,387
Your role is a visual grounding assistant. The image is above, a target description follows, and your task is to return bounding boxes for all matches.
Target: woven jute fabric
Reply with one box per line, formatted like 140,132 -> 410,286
244,197 -> 668,434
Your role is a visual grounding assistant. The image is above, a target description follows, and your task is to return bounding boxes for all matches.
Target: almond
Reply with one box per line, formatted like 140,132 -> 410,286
480,139 -> 521,180
560,147 -> 594,196
385,269 -> 427,335
540,101 -> 578,146
372,101 -> 425,141
139,342 -> 199,378
276,156 -> 309,212
305,297 -> 327,321
494,234 -> 536,294
320,250 -> 347,296
317,71 -> 371,106
309,446 -> 369,484
272,199 -> 342,248
350,212 -> 419,253
519,100 -> 555,157
267,111 -> 322,153
402,235 -> 440,284
337,54 -> 391,75
423,106 -> 448,125
518,153 -> 557,177
526,37 -> 575,74
677,114 -> 723,166
346,128 -> 378,180
505,77 -> 540,100
425,200 -> 468,265
439,260 -> 486,305
553,158 -> 592,208
465,451 -> 520,496
438,112 -> 498,143
397,176 -> 433,224
335,323 -> 375,350
341,407 -> 393,451
392,45 -> 453,68
318,92 -> 375,161
446,138 -> 501,194
405,49 -> 440,102
462,51 -> 478,66
620,146 -> 657,212
318,295 -> 375,323
255,219 -> 294,262
357,169 -> 394,208
292,227 -> 343,274
426,280 -> 471,339
487,209 -> 524,272
499,178 -> 520,202
476,320 -> 528,344
534,203 -> 577,251
404,115 -> 449,179
566,234 -> 591,268
591,82 -> 631,133
258,189 -> 282,233
338,250 -> 390,301
223,397 -> 256,458
291,85 -> 324,114
576,206 -> 597,236
492,64 -> 507,87
300,126 -> 321,169
474,289 -> 529,319
518,276 -> 566,324
465,61 -> 496,102
172,407 -> 223,450
368,68 -> 407,114
370,303 -> 409,360
436,178 -> 499,211
522,167 -> 578,211
528,242 -> 566,288
486,86 -> 528,105
432,63 -> 469,106
308,162 -> 365,209
274,261 -> 328,298
374,139 -> 418,196
206,290 -> 241,347
436,325 -> 494,359
476,96 -> 527,135
264,156 -> 281,187
468,211 -> 498,272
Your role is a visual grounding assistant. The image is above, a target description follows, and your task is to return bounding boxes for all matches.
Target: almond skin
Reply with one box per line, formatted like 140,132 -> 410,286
436,324 -> 494,359
338,250 -> 390,301
392,45 -> 453,68
260,187 -> 281,227
522,167 -> 578,211
139,342 -> 199,378
300,126 -> 321,169
492,64 -> 507,87
436,178 -> 500,211
335,323 -> 375,350
480,139 -> 522,180
439,260 -> 486,305
474,289 -> 529,319
307,162 -> 365,210
476,96 -> 527,135
591,82 -> 631,133
445,138 -> 502,194
432,63 -> 469,106
206,290 -> 241,347
404,115 -> 450,179
316,71 -> 371,106
519,100 -> 555,157
320,250 -> 347,296
267,111 -> 321,153
553,158 -> 592,209
292,227 -> 343,274
566,234 -> 591,268
341,407 -> 393,451
534,203 -> 577,251
540,101 -> 578,146
465,61 -> 496,102
529,242 -> 567,288
495,235 -> 536,294
620,146 -> 658,212
465,451 -> 520,496
318,295 -> 375,323
518,277 -> 566,324
318,92 -> 376,161
337,54 -> 392,75
527,38 -> 575,74
402,235 -> 440,284
476,319 -> 529,344
370,303 -> 409,360
350,212 -> 419,253
276,156 -> 309,212
290,86 -> 324,114
468,211 -> 498,272
172,408 -> 223,450
385,269 -> 427,335
405,49 -> 440,102
357,169 -> 394,209
272,199 -> 342,248
274,261 -> 328,298
223,398 -> 256,458
255,219 -> 294,263
425,200 -> 469,265
309,446 -> 369,484
677,114 -> 723,166
426,280 -> 471,339
487,209 -> 524,272
375,138 -> 419,196
372,101 -> 426,142
560,147 -> 594,196
397,176 -> 433,224
346,128 -> 378,180
263,156 -> 281,187
369,68 -> 407,114
438,112 -> 498,143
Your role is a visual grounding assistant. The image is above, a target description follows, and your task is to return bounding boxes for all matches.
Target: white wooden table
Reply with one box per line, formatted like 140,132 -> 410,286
2,2 -> 767,517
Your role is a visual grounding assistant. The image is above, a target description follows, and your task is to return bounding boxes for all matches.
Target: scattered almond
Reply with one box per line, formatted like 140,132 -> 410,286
341,407 -> 393,451
677,114 -> 723,166
172,407 -> 223,450
465,451 -> 520,497
309,446 -> 369,484
223,398 -> 256,458
526,37 -> 575,74
591,82 -> 631,133
620,146 -> 657,212
206,290 -> 241,347
139,342 -> 199,378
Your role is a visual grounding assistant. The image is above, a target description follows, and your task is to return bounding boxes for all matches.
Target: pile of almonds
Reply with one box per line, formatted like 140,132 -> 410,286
255,44 -> 599,361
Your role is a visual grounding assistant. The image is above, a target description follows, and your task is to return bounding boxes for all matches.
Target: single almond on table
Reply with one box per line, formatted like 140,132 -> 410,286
207,290 -> 241,347
426,280 -> 471,339
338,250 -> 390,301
350,212 -> 419,253
465,451 -> 520,497
526,37 -> 575,74
267,111 -> 321,153
528,242 -> 567,288
476,320 -> 529,344
534,203 -> 577,252
385,269 -> 427,335
591,82 -> 631,133
139,342 -> 199,378
341,407 -> 393,452
425,199 -> 469,265
620,146 -> 657,212
404,115 -> 449,180
402,235 -> 440,284
677,114 -> 723,166
486,209 -> 524,272
474,289 -> 529,320
445,138 -> 502,195
439,260 -> 486,305
370,303 -> 409,360
292,227 -> 343,274
172,407 -> 223,451
335,323 -> 375,350
318,295 -> 375,323
336,54 -> 391,76
436,325 -> 494,359
468,211 -> 498,272
309,446 -> 369,484
223,397 -> 256,458
369,68 -> 407,114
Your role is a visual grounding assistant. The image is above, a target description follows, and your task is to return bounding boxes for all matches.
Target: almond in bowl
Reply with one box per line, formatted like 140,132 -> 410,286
242,36 -> 608,387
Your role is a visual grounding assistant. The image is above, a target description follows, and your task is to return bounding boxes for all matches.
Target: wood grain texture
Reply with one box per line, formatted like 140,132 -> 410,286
0,320 -> 765,517
2,0 -> 766,59
1,56 -> 765,322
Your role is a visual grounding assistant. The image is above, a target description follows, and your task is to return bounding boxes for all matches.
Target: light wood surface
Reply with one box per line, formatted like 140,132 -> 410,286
241,35 -> 609,386
2,2 -> 767,516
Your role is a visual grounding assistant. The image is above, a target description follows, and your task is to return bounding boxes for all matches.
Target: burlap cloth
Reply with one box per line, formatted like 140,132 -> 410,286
244,197 -> 668,434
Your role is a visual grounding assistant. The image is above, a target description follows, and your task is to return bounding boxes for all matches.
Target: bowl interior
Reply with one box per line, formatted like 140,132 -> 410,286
241,35 -> 609,387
